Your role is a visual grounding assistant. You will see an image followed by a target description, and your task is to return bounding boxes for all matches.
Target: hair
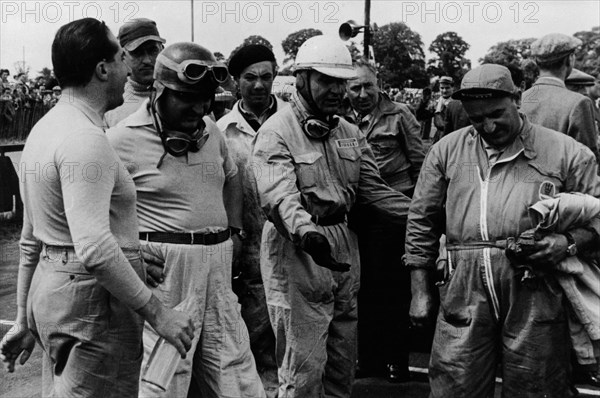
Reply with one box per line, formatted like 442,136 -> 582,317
52,18 -> 119,88
422,87 -> 432,96
353,58 -> 378,78
536,52 -> 572,72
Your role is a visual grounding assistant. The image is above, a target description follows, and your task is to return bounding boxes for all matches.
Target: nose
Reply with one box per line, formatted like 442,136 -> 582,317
359,86 -> 368,98
253,78 -> 265,90
483,118 -> 495,133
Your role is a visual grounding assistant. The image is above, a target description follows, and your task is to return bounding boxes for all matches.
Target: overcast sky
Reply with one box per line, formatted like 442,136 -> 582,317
1,0 -> 598,77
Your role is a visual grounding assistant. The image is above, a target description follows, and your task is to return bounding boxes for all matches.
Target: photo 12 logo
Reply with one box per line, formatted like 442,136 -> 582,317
199,1 -> 340,24
399,1 -> 540,24
1,1 -> 140,24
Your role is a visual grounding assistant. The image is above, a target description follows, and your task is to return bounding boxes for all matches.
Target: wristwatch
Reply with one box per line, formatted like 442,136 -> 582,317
565,232 -> 577,256
230,227 -> 247,240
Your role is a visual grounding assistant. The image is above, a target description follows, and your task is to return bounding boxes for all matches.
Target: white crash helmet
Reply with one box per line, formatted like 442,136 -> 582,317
293,35 -> 357,80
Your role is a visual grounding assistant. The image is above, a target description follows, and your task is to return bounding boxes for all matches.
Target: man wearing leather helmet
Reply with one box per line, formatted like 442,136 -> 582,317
107,42 -> 265,398
252,35 -> 411,398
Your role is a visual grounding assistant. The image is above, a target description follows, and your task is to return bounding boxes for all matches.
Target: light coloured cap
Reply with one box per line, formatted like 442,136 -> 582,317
452,64 -> 517,100
531,33 -> 581,64
439,76 -> 454,85
118,18 -> 165,52
566,68 -> 595,86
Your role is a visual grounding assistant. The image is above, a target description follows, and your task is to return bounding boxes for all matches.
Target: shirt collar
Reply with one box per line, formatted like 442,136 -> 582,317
238,95 -> 277,123
57,95 -> 104,128
123,98 -> 154,127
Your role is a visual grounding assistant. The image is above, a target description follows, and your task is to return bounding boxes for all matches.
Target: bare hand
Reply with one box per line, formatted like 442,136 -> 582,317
139,295 -> 195,358
523,233 -> 569,268
0,323 -> 35,373
142,248 -> 165,287
409,292 -> 436,329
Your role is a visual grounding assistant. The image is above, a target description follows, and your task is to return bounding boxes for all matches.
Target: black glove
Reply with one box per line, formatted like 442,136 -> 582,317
300,232 -> 351,272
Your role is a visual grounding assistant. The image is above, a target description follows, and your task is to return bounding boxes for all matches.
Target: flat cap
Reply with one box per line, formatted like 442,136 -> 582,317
531,33 -> 581,64
452,64 -> 517,101
439,76 -> 454,85
566,68 -> 596,86
118,18 -> 165,52
228,44 -> 276,79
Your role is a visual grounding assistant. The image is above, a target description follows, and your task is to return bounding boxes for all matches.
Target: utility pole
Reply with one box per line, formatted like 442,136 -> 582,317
363,0 -> 371,60
191,0 -> 194,42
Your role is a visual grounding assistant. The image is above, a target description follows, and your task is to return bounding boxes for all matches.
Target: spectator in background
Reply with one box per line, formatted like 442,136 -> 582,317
432,76 -> 454,139
212,87 -> 235,120
104,18 -> 165,127
1,69 -> 11,90
521,58 -> 540,90
1,87 -> 12,101
346,58 -> 425,383
522,33 -> 599,164
416,87 -> 435,140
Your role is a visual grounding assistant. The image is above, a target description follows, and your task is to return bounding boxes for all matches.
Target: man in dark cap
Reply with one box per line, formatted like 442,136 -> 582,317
522,33 -> 599,163
216,44 -> 286,398
406,63 -> 600,397
104,18 -> 165,127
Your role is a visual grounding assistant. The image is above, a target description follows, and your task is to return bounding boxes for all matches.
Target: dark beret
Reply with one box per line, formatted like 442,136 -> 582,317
228,44 -> 276,78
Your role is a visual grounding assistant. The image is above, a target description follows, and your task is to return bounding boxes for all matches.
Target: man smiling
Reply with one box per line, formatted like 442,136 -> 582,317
406,64 -> 600,397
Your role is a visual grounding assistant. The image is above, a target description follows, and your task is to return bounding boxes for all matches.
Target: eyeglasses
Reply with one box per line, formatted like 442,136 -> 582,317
157,54 -> 229,84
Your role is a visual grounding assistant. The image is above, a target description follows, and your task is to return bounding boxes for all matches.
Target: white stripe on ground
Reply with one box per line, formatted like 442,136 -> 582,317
408,366 -> 600,396
0,320 -> 15,326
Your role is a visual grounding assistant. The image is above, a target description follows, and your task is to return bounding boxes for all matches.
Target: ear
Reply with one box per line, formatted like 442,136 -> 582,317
95,60 -> 109,82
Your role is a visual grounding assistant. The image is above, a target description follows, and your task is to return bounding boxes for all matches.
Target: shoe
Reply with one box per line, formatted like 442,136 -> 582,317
386,363 -> 410,383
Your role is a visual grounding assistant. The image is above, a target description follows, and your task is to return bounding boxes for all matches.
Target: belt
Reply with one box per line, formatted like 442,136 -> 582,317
139,229 -> 231,245
446,239 -> 509,251
311,212 -> 347,226
42,244 -> 141,269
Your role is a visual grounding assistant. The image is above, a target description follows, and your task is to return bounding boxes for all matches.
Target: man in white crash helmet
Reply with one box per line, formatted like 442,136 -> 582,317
252,35 -> 411,398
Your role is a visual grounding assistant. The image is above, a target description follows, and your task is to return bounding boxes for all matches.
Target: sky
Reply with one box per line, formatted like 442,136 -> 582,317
0,0 -> 599,78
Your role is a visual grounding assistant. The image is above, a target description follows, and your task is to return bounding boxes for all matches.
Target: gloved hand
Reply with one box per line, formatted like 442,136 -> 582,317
300,232 -> 351,272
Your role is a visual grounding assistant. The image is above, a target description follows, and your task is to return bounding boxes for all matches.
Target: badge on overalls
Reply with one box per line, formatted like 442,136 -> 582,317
335,138 -> 359,149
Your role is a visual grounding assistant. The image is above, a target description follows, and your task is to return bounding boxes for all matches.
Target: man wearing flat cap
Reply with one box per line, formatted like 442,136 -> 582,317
104,18 -> 165,127
522,33 -> 599,164
216,44 -> 286,398
405,63 -> 600,397
432,76 -> 455,141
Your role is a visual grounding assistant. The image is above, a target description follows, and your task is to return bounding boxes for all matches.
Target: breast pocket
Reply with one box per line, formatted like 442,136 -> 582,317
292,151 -> 323,191
336,147 -> 362,184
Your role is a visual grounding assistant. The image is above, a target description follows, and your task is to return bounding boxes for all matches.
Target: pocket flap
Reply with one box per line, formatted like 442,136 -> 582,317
292,151 -> 322,165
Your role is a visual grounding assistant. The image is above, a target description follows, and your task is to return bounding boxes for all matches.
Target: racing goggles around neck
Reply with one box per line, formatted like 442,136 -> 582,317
157,54 -> 229,84
163,124 -> 208,156
302,116 -> 339,140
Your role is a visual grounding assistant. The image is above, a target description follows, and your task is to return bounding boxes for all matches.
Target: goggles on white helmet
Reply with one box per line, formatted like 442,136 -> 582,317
156,53 -> 229,84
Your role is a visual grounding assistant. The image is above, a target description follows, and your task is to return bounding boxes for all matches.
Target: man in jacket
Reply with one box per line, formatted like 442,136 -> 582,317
521,33 -> 599,163
252,36 -> 411,398
406,64 -> 600,397
216,44 -> 286,398
345,58 -> 424,381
